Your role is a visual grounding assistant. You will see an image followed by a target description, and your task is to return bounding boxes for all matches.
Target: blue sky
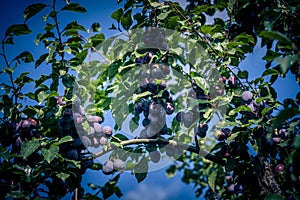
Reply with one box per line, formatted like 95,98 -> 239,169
0,0 -> 299,200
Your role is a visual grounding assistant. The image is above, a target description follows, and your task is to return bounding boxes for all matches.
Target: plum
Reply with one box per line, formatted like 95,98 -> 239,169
102,160 -> 114,175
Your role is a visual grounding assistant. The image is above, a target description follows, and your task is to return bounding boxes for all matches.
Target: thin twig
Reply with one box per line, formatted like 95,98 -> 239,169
78,34 -> 111,64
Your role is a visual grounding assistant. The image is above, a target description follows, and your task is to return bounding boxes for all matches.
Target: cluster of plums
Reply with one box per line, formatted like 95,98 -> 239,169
240,90 -> 272,118
143,27 -> 169,50
134,51 -> 173,139
102,158 -> 126,175
0,117 -> 41,155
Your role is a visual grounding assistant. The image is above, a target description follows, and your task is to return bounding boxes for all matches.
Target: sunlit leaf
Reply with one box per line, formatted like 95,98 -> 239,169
111,8 -> 123,22
41,146 -> 59,163
21,139 -> 40,160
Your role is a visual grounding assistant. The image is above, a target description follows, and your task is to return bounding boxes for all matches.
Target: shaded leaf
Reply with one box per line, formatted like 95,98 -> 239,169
262,68 -> 280,76
61,3 -> 87,13
272,108 -> 300,130
264,193 -> 286,200
259,30 -> 292,45
91,22 -> 101,32
121,9 -> 133,30
35,53 -> 48,68
24,3 -> 47,20
90,33 -> 105,47
134,156 -> 148,183
13,51 -> 34,63
5,24 -> 31,36
274,55 -> 299,75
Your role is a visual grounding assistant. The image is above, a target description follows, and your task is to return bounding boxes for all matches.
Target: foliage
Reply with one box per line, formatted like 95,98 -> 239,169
0,0 -> 299,199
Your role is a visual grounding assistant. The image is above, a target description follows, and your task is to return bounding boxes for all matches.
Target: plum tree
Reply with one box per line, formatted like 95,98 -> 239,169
0,0 -> 299,200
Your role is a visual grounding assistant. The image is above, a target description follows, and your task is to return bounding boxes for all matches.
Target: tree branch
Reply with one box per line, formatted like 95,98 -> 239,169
89,138 -> 225,166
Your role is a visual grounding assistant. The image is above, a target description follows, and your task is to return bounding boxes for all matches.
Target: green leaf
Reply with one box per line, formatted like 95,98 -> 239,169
90,33 -> 105,47
62,74 -> 75,88
259,30 -> 292,45
272,107 -> 300,130
157,11 -> 171,20
15,72 -> 33,85
111,8 -> 123,22
61,3 -> 87,13
108,62 -> 120,79
274,55 -> 299,75
229,105 -> 252,116
121,9 -> 133,30
208,170 -> 217,193
13,51 -> 34,63
56,172 -> 70,180
4,36 -> 14,44
24,3 -> 47,20
5,24 -> 31,36
294,134 -> 300,148
35,53 -> 48,68
264,193 -> 286,200
262,50 -> 281,62
237,70 -> 248,79
21,139 -> 40,159
41,146 -> 59,164
262,68 -> 280,76
58,135 -> 74,144
166,165 -> 176,178
91,22 -> 101,32
132,91 -> 152,103
134,156 -> 148,183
